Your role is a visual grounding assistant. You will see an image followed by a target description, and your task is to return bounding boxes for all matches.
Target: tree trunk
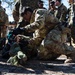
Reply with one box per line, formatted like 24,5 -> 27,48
21,0 -> 39,10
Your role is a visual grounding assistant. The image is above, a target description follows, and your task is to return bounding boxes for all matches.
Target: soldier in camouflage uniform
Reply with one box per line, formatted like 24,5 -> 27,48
67,0 -> 75,43
55,0 -> 67,24
49,1 -> 56,15
8,9 -> 59,65
23,9 -> 59,50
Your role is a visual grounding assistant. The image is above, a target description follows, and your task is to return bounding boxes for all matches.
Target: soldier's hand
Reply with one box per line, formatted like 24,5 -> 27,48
15,35 -> 22,43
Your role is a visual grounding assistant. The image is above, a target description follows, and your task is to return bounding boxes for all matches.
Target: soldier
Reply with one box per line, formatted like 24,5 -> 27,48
67,0 -> 75,43
55,0 -> 67,24
49,1 -> 56,15
8,9 -> 59,65
38,0 -> 46,9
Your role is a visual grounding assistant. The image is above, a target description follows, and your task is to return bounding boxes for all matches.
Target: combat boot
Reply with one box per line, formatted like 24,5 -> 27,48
65,50 -> 75,63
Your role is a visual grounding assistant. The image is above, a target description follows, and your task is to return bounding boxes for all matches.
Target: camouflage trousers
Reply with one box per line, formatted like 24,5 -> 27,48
38,28 -> 75,61
38,41 -> 75,60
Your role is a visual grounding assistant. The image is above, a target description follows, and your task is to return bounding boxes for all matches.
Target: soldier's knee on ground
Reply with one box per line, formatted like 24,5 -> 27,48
38,45 -> 61,60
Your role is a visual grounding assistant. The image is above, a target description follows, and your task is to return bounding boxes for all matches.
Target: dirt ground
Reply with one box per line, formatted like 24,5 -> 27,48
0,55 -> 75,75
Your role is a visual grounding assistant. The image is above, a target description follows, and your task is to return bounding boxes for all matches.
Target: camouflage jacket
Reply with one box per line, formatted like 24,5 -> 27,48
24,9 -> 59,47
55,3 -> 67,22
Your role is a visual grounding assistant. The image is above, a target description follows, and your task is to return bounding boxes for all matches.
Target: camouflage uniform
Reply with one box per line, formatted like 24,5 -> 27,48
24,9 -> 59,49
11,9 -> 59,53
68,3 -> 75,43
55,3 -> 67,23
49,9 -> 56,15
48,1 -> 56,15
8,9 -> 59,65
38,26 -> 75,62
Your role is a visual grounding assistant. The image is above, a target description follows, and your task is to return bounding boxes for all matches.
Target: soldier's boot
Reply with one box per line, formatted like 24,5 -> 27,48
65,50 -> 75,63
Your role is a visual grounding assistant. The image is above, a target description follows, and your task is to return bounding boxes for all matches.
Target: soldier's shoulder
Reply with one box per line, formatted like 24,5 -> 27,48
36,9 -> 47,15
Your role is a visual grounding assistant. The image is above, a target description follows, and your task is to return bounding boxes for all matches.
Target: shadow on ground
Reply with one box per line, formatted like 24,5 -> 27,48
0,57 -> 75,74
